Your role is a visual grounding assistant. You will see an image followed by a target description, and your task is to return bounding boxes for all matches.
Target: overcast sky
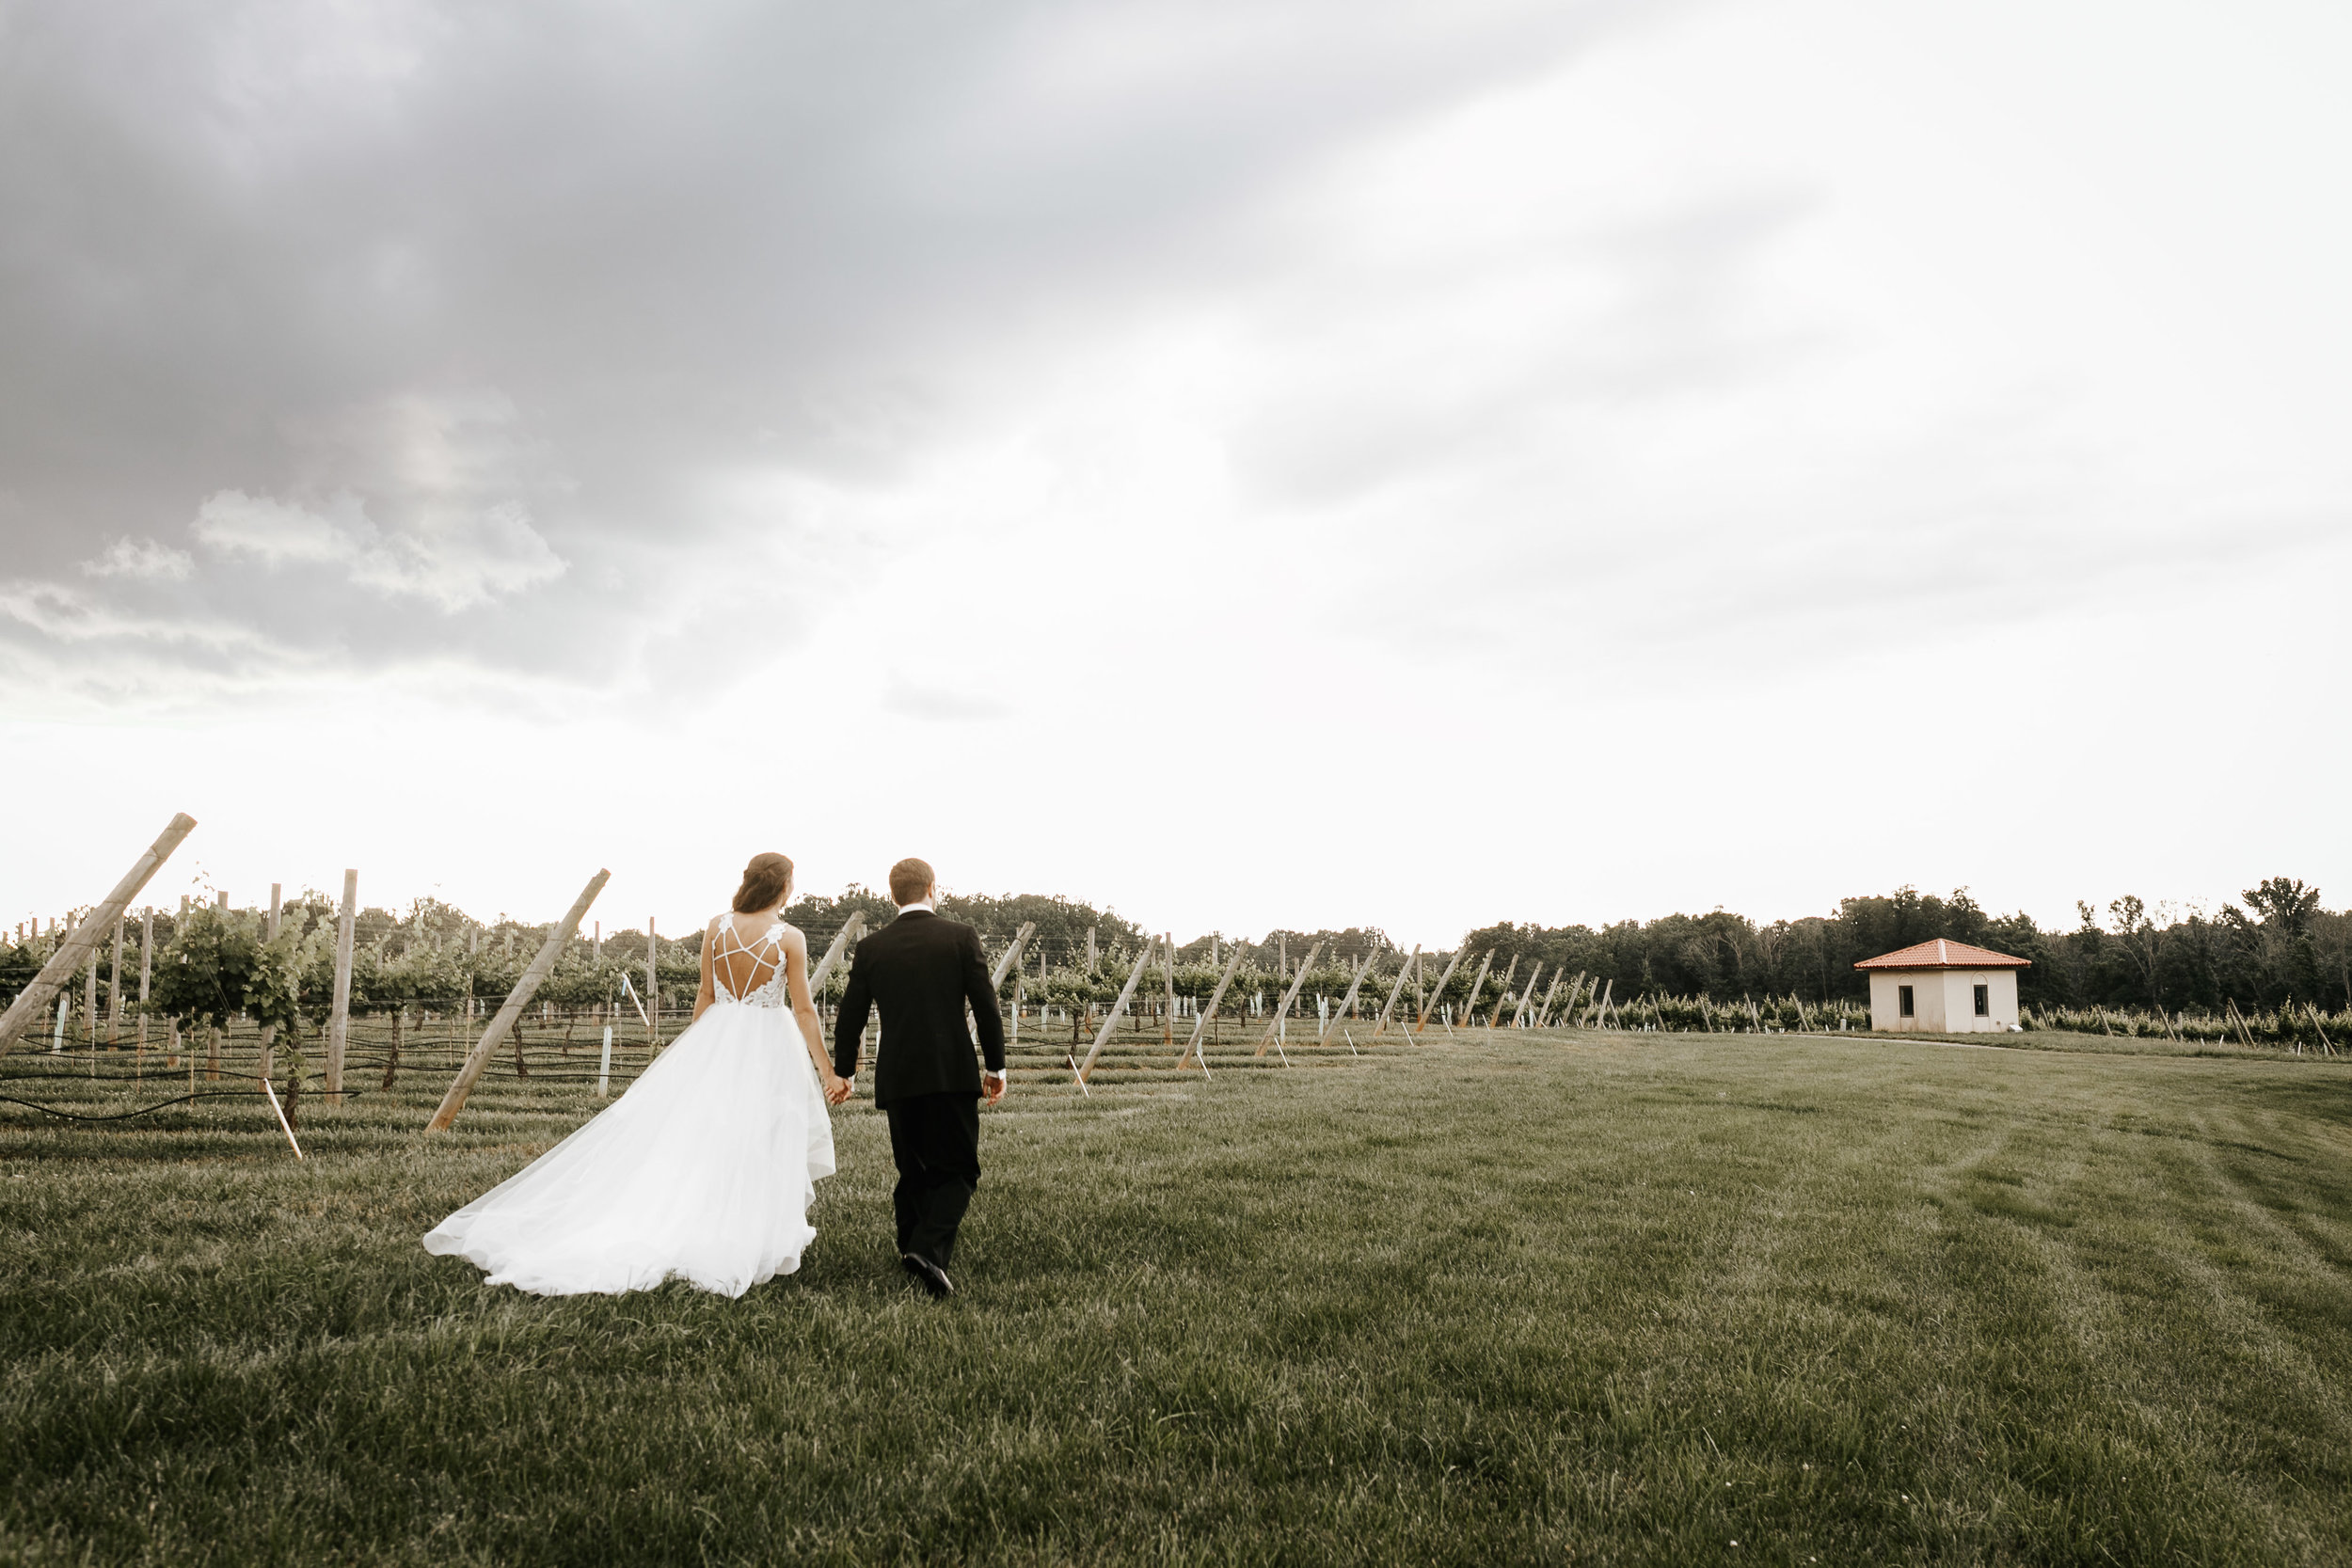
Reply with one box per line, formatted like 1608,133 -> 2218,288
4,0 -> 2347,947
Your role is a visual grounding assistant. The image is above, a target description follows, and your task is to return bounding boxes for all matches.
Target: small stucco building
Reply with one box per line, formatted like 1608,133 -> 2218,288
1855,939 -> 2030,1033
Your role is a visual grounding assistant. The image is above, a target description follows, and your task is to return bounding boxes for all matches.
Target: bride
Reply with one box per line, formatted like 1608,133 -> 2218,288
423,852 -> 852,1297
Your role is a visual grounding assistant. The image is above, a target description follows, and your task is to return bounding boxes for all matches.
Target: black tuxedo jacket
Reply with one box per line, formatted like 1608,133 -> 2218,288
833,910 -> 1006,1108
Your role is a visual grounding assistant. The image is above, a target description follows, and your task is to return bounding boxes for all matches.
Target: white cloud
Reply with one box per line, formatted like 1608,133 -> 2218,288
79,536 -> 195,580
190,490 -> 362,565
191,487 -> 564,613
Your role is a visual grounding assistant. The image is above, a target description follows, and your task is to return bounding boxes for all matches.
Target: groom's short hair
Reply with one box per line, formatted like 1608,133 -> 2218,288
889,858 -> 935,906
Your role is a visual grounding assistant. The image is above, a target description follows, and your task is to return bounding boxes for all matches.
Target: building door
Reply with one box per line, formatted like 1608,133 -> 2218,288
1898,985 -> 1915,1018
1973,984 -> 1990,1018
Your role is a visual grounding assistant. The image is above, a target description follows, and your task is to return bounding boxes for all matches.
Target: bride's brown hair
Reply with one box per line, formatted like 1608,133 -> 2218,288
732,852 -> 794,913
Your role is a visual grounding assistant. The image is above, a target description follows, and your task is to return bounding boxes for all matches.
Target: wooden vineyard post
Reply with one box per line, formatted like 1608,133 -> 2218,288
1507,963 -> 1548,1029
808,911 -> 868,994
1370,945 -> 1420,1037
1504,961 -> 1543,1029
136,908 -> 153,1076
1321,952 -> 1375,1042
988,922 -> 1038,989
326,869 -> 358,1104
1528,972 -> 1565,1029
1163,933 -> 1176,1049
83,948 -> 97,1057
258,883 -> 282,1080
1451,952 -> 1496,1037
1545,973 -> 1585,1028
1589,977 -> 1615,1029
1255,940 -> 1324,1059
1179,945 -> 1246,1071
106,915 -> 125,1047
1076,937 -> 1158,1085
1413,947 -> 1468,1037
985,921 -> 1036,1050
1484,956 -> 1519,1030
0,814 -> 196,1057
428,870 -> 610,1132
644,919 -> 660,1047
1527,967 -> 1559,1028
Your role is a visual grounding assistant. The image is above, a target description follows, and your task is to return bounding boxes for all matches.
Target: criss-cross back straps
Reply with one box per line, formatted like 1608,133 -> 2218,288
710,916 -> 786,1002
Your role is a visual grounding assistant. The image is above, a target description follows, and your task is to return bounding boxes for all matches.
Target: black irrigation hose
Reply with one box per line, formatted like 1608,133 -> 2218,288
0,1082 -> 386,1123
1,1088 -> 283,1122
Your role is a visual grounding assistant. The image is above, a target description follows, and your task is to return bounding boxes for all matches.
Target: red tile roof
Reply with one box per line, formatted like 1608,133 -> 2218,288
1854,939 -> 2031,971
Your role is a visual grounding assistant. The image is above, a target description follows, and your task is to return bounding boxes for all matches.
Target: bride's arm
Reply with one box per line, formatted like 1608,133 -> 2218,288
785,929 -> 850,1104
693,918 -> 718,1022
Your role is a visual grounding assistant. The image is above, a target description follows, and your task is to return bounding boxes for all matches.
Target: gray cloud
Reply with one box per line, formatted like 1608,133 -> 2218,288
0,0 -> 1647,706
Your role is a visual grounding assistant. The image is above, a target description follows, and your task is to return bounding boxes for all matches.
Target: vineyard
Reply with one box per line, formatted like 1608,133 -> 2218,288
8,823 -> 2352,1563
7,867 -> 2348,1140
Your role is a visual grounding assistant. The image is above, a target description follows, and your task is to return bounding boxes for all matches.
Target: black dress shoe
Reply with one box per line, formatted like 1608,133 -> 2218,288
900,1252 -> 954,1298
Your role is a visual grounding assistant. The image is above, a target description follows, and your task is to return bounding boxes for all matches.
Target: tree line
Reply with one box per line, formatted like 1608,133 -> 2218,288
6,876 -> 2343,1029
1451,879 -> 2350,1014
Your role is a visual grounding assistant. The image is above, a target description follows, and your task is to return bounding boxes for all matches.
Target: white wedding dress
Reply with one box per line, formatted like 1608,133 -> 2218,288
422,917 -> 836,1298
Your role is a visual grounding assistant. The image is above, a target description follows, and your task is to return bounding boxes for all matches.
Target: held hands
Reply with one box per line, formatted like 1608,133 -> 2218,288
983,1069 -> 1007,1108
824,1072 -> 854,1106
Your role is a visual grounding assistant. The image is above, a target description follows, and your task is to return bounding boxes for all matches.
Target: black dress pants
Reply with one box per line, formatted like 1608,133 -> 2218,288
886,1091 -> 980,1268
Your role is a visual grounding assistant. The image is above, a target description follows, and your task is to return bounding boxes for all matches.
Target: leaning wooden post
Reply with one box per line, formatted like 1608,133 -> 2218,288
807,911 -> 868,995
1451,951 -> 1497,1037
1320,951 -> 1375,1042
989,922 -> 1038,989
1541,972 -> 1584,1028
1369,945 -> 1421,1037
0,814 -> 197,1057
1076,936 -> 1158,1085
1502,961 -> 1543,1029
1254,940 -> 1325,1058
1524,971 -> 1562,1029
1413,947 -> 1468,1036
1483,955 -> 1520,1030
1513,963 -> 1556,1029
1179,945 -> 1246,1069
644,919 -> 660,1046
428,870 -> 611,1132
326,869 -> 358,1104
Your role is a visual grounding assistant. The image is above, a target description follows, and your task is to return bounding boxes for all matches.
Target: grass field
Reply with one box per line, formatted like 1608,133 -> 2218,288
5,1027 -> 2351,1565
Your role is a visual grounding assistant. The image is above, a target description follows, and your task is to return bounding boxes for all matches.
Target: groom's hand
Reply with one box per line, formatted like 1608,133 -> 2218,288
827,1073 -> 854,1105
983,1069 -> 1006,1107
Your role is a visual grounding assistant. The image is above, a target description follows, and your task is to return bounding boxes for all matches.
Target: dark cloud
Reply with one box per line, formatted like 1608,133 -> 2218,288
0,0 -> 1639,701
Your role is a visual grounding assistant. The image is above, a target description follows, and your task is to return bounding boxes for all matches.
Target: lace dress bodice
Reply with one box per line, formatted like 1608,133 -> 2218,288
710,917 -> 791,1009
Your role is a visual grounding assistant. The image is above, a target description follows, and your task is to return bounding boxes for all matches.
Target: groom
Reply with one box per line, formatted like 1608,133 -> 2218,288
834,858 -> 1007,1298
